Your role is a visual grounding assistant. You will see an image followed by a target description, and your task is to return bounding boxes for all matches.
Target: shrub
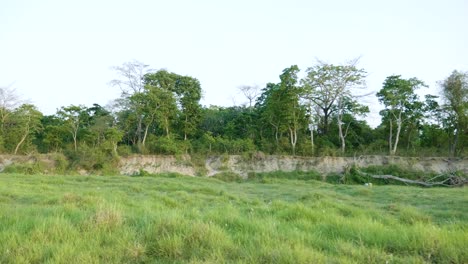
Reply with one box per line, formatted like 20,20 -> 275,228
49,153 -> 69,173
2,161 -> 47,175
211,172 -> 244,182
117,145 -> 133,157
65,144 -> 120,173
248,170 -> 323,182
147,136 -> 189,155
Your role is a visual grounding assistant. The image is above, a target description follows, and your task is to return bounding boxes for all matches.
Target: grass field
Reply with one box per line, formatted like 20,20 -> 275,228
0,172 -> 467,263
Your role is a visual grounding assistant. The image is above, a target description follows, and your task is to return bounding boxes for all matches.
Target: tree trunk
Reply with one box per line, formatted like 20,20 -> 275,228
289,127 -> 297,156
14,115 -> 31,155
184,115 -> 188,141
391,112 -> 403,155
451,123 -> 460,157
142,124 -> 150,147
165,117 -> 170,137
73,136 -> 77,152
72,129 -> 78,152
323,109 -> 329,134
308,105 -> 315,154
136,115 -> 143,143
271,123 -> 279,146
112,141 -> 118,156
141,115 -> 154,149
310,126 -> 314,154
337,114 -> 346,153
406,127 -> 412,152
14,129 -> 29,155
388,119 -> 393,155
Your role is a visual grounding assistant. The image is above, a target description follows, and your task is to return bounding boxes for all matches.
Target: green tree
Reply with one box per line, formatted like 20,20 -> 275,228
127,91 -> 156,149
104,127 -> 124,156
377,75 -> 426,155
256,66 -> 305,155
279,65 -> 304,155
174,76 -> 202,141
109,60 -> 152,150
37,115 -> 68,153
439,70 -> 468,156
82,104 -> 123,154
334,97 -> 369,153
57,105 -> 87,152
0,85 -> 23,151
144,70 -> 179,137
256,83 -> 284,149
5,104 -> 43,154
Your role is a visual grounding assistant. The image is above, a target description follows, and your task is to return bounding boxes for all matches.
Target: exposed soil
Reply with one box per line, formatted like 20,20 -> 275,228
202,155 -> 467,178
0,154 -> 466,178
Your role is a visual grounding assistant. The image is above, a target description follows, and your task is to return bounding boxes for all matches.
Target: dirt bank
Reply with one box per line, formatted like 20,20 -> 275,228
0,154 -> 466,177
119,155 -> 467,178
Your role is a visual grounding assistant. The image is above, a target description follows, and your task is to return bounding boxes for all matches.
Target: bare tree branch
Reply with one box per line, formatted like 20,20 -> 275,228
238,85 -> 260,108
109,60 -> 151,97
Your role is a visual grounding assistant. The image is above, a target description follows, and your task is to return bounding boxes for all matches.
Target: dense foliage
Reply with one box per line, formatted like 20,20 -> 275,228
0,61 -> 466,167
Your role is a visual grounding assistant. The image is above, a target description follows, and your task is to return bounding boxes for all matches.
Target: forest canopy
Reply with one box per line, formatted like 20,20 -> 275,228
1,60 -> 466,167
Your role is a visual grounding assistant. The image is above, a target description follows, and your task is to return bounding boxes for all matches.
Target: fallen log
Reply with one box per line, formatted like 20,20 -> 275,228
357,171 -> 467,187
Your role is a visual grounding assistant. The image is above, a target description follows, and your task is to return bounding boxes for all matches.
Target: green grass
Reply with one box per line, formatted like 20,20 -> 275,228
0,173 -> 467,263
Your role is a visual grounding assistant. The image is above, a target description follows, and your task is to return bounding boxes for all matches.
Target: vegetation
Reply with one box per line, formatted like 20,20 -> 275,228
0,61 -> 466,171
0,172 -> 466,263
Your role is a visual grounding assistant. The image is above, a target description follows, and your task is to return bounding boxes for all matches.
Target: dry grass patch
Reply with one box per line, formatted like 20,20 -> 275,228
90,203 -> 123,229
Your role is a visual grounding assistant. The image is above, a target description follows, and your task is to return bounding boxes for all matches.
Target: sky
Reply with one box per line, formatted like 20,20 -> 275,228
1,0 -> 467,127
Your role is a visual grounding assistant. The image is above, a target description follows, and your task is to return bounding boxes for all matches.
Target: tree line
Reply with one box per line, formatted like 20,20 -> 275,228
0,60 -> 466,169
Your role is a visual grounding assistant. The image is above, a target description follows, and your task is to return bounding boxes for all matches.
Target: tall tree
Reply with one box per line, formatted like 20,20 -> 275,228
83,104 -> 116,147
0,84 -> 23,150
304,102 -> 321,154
377,75 -> 426,155
334,97 -> 369,153
256,83 -> 284,148
4,104 -> 43,154
57,105 -> 87,152
257,66 -> 304,155
174,76 -> 202,140
127,91 -> 156,148
301,60 -> 367,153
38,115 -> 68,153
110,60 -> 151,148
279,65 -> 303,155
144,70 -> 178,137
439,70 -> 468,156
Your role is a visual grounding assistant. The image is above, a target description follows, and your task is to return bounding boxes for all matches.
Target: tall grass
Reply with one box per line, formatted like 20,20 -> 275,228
0,172 -> 466,263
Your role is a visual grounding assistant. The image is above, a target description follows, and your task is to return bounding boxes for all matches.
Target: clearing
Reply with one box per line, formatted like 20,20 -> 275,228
0,173 -> 466,263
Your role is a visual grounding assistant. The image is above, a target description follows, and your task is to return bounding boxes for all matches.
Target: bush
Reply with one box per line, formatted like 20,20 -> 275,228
117,145 -> 133,157
2,161 -> 47,175
49,153 -> 69,173
190,154 -> 208,176
147,136 -> 190,155
65,144 -> 120,173
211,172 -> 244,182
248,170 -> 323,182
315,138 -> 339,156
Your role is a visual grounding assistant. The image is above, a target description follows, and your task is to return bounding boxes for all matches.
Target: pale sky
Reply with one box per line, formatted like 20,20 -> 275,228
1,0 -> 467,127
